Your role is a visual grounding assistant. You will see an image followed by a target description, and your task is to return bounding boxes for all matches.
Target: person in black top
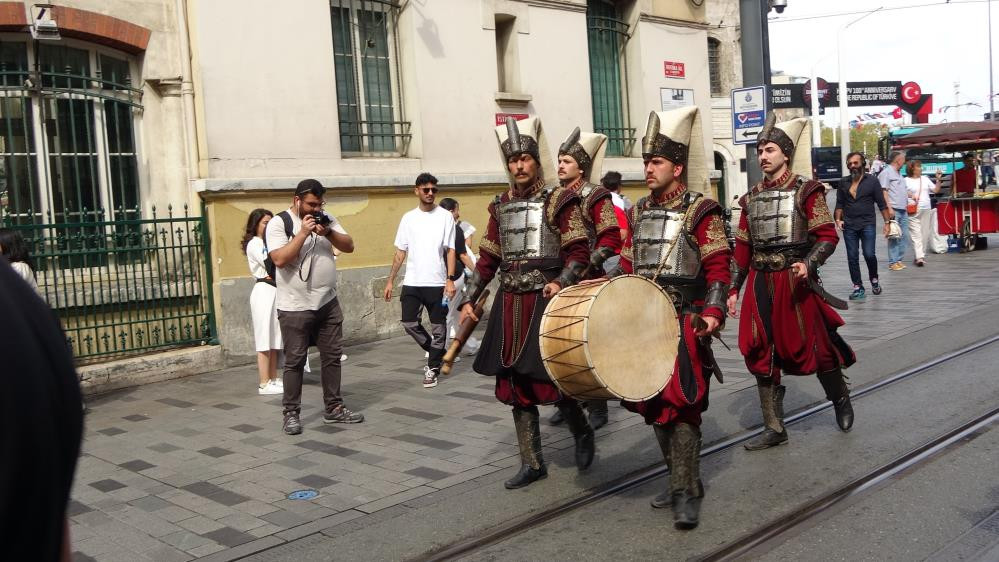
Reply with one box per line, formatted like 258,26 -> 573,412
0,259 -> 83,561
834,151 -> 892,300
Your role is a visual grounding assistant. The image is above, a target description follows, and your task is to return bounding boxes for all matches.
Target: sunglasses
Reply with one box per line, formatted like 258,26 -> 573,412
421,187 -> 439,194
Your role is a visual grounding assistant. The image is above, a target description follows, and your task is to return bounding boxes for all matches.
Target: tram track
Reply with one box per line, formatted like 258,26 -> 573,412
699,406 -> 999,561
413,333 -> 999,562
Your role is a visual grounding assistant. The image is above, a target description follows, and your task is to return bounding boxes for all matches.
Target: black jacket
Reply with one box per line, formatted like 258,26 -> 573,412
835,174 -> 887,228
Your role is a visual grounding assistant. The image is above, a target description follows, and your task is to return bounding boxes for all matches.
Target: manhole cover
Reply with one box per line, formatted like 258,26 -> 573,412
287,489 -> 318,500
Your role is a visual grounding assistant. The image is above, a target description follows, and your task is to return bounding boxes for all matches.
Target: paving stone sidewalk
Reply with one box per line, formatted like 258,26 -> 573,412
69,227 -> 999,561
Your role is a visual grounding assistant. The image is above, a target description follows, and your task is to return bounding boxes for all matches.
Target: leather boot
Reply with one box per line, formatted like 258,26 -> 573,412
650,424 -> 673,508
744,376 -> 789,450
558,401 -> 595,470
818,369 -> 854,432
505,407 -> 547,489
670,423 -> 703,530
587,399 -> 609,430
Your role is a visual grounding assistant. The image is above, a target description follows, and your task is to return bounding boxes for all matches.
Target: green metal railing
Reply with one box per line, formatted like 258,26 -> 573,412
4,204 -> 218,363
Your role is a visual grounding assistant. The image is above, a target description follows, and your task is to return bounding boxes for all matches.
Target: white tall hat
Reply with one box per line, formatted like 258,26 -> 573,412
495,116 -> 556,185
558,127 -> 608,181
641,107 -> 708,192
757,113 -> 813,178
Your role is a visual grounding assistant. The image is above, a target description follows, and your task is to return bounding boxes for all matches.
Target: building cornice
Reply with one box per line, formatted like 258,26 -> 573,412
193,173 -> 514,196
523,0 -> 586,14
639,12 -> 710,31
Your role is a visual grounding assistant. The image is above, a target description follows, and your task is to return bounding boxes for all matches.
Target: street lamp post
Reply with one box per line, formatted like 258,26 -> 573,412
989,0 -> 995,121
838,7 -> 883,174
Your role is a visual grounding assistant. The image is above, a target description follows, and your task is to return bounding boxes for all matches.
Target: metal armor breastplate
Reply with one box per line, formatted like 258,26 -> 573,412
632,207 -> 701,283
497,191 -> 560,262
747,184 -> 808,249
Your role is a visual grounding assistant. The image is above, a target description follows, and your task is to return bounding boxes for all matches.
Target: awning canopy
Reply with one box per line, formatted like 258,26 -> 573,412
892,121 -> 999,151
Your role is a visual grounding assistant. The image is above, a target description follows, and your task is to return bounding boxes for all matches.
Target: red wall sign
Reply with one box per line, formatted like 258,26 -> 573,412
495,113 -> 529,126
663,61 -> 685,78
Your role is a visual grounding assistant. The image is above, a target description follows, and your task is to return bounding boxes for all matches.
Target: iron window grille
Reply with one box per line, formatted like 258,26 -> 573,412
330,0 -> 410,157
708,37 -> 722,96
587,1 -> 635,157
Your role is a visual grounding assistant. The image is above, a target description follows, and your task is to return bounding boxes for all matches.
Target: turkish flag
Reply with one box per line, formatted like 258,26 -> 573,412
892,107 -> 903,119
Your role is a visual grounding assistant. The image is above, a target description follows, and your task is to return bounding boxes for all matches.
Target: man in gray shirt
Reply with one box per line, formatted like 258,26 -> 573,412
267,179 -> 364,435
878,151 -> 905,270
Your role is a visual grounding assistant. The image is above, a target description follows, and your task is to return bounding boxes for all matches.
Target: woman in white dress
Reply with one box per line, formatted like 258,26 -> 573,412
904,159 -> 942,267
242,209 -> 283,395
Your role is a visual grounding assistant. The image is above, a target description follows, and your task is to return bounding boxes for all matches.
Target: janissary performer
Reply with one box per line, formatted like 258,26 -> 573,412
460,117 -> 595,490
727,114 -> 857,451
550,127 -> 621,430
604,107 -> 731,529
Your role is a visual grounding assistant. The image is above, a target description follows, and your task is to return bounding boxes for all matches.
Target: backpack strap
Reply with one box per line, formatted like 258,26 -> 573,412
278,210 -> 294,240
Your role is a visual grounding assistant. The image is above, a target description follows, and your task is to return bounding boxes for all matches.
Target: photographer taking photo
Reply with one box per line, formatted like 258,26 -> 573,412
267,179 -> 363,435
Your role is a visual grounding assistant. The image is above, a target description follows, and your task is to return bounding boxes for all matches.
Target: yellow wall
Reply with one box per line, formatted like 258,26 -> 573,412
206,187 -> 509,280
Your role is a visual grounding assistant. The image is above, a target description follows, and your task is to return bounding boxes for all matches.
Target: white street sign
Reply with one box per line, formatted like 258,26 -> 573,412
731,86 -> 768,145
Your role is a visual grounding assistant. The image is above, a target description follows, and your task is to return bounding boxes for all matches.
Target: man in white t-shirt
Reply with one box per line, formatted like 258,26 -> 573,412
383,173 -> 456,389
267,179 -> 363,435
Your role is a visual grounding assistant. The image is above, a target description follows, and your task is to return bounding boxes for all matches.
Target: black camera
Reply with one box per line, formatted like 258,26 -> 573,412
311,211 -> 332,226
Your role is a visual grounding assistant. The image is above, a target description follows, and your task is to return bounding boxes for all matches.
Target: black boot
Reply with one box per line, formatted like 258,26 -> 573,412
670,423 -> 703,530
818,369 -> 854,431
587,399 -> 609,430
650,425 -> 673,508
745,377 -> 788,450
558,401 -> 595,470
505,407 -> 548,489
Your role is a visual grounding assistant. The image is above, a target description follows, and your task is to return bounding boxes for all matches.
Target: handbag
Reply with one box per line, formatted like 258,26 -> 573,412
886,219 -> 902,240
906,178 -> 923,214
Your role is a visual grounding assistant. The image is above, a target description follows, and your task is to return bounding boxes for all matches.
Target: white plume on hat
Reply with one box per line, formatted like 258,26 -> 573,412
495,116 -> 556,186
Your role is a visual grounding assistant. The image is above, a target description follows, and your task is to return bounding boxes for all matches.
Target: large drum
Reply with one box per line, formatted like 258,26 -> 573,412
539,275 -> 679,401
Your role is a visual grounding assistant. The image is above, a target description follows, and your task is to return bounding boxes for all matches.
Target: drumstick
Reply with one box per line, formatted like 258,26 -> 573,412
441,289 -> 490,375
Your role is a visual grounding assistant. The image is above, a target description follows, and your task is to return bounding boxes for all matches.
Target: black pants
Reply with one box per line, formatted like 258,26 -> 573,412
278,297 -> 344,416
401,285 -> 447,371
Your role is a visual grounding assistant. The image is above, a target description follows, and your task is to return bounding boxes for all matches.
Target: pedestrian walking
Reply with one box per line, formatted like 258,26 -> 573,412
242,209 -> 284,395
267,179 -> 363,435
0,228 -> 39,294
834,152 -> 891,300
869,155 -> 885,175
382,173 -> 457,389
603,107 -> 731,529
905,158 -> 942,267
459,116 -> 595,490
729,113 -> 856,450
438,197 -> 479,357
878,151 -> 907,270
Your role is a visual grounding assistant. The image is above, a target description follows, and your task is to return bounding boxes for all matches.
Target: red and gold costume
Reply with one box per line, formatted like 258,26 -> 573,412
463,116 -> 595,490
730,171 -> 855,380
616,185 -> 731,426
730,114 -> 856,452
471,181 -> 590,406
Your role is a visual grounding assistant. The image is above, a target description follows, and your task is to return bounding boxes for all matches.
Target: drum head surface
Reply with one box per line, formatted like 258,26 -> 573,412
587,276 -> 679,401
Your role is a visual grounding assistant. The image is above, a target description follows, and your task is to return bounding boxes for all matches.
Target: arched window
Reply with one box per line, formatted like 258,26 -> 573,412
708,37 -> 722,96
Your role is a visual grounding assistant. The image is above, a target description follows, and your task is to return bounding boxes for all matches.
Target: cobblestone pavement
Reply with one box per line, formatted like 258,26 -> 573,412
69,226 -> 999,561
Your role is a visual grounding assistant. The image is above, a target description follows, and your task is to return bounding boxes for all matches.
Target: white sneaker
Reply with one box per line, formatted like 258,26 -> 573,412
422,366 -> 438,388
269,379 -> 283,389
258,382 -> 282,395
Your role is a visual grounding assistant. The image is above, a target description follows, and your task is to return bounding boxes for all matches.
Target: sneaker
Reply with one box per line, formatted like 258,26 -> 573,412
915,259 -> 925,267
423,366 -> 439,388
888,262 -> 903,271
283,415 -> 302,435
871,280 -> 882,295
323,405 -> 364,424
849,286 -> 866,301
270,378 -> 283,388
898,262 -> 907,269
258,382 -> 282,395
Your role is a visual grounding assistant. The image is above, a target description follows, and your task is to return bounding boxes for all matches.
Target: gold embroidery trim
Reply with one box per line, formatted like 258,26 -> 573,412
594,199 -> 618,235
479,236 -> 502,258
736,225 -> 750,242
562,204 -> 588,247
808,193 -> 834,231
699,214 -> 730,259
